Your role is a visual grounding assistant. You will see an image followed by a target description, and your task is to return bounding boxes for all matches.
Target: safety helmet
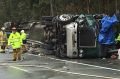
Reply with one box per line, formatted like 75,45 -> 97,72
21,30 -> 24,33
1,27 -> 5,30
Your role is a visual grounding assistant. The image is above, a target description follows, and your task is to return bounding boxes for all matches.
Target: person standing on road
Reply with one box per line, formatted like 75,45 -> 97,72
20,30 -> 27,53
8,27 -> 22,61
1,27 -> 7,51
98,14 -> 118,59
115,33 -> 120,48
0,27 -> 7,52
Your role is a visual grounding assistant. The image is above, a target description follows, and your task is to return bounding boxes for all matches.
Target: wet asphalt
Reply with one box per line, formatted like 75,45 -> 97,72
0,52 -> 120,79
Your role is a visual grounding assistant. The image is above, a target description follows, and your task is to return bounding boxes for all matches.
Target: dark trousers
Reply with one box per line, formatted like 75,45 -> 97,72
116,42 -> 120,49
100,44 -> 115,58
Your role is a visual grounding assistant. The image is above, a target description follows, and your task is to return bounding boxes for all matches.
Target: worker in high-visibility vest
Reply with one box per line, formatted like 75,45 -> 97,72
116,33 -> 120,49
20,30 -> 27,53
8,27 -> 22,61
0,27 -> 7,52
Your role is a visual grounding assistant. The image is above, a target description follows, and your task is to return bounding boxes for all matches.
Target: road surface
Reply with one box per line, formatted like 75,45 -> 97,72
0,52 -> 120,79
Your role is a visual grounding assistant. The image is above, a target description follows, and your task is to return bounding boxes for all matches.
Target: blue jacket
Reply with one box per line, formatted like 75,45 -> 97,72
98,15 -> 118,45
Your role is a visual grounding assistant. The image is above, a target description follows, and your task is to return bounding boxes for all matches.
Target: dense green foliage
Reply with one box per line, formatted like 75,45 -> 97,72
0,0 -> 119,25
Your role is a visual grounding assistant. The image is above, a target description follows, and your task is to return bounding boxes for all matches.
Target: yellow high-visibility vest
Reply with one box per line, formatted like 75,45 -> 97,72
116,34 -> 120,42
0,31 -> 7,43
8,32 -> 22,49
21,32 -> 26,40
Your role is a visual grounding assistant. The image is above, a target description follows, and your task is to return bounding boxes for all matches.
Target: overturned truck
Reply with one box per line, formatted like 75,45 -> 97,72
40,14 -> 104,58
30,14 -> 119,58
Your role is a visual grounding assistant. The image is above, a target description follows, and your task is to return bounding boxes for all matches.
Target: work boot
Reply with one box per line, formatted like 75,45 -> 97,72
18,58 -> 23,61
18,57 -> 21,60
13,59 -> 16,61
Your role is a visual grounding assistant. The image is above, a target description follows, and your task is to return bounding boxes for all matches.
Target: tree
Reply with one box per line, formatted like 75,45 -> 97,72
0,0 -> 119,25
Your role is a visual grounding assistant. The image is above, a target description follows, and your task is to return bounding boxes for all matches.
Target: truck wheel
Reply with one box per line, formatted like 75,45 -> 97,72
54,14 -> 74,25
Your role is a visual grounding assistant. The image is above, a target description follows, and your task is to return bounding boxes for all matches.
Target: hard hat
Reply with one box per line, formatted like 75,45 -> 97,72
12,27 -> 16,30
21,30 -> 24,33
1,27 -> 5,30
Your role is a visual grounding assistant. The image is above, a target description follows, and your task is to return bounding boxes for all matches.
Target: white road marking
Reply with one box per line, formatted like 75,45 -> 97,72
0,63 -> 104,70
1,63 -> 120,79
35,65 -> 120,79
28,54 -> 120,72
45,67 -> 119,79
8,64 -> 120,79
9,66 -> 31,73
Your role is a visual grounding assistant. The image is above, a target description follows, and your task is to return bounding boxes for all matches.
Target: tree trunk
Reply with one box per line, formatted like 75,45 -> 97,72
87,0 -> 90,13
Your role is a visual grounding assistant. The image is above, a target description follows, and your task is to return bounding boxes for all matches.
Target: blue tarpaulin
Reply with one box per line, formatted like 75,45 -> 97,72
98,15 -> 118,45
